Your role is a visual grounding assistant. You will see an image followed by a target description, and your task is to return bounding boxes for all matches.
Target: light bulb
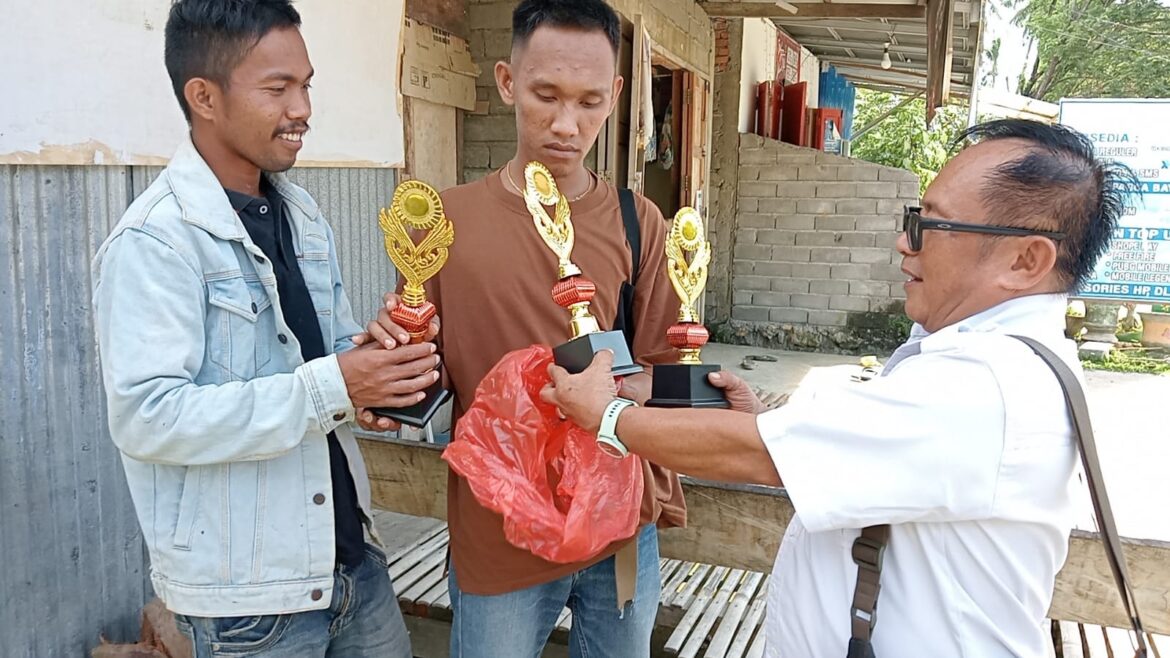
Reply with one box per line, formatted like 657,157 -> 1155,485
881,43 -> 892,70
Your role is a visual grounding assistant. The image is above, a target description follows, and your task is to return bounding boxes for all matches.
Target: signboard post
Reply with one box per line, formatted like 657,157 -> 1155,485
1059,99 -> 1170,305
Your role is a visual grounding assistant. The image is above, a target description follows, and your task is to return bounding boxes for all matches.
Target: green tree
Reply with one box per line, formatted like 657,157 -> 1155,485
850,90 -> 969,194
1014,0 -> 1170,101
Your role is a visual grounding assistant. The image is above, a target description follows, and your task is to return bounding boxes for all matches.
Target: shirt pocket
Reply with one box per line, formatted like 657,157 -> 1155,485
206,277 -> 273,379
298,231 -> 334,318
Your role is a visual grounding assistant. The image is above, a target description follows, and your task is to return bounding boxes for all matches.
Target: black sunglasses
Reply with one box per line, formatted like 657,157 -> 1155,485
902,206 -> 1067,252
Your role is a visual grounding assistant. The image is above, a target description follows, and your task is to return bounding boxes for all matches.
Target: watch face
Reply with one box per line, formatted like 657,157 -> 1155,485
598,439 -> 627,459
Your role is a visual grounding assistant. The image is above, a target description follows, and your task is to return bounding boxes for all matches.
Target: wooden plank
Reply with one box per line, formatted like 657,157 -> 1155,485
674,564 -> 720,610
1083,624 -> 1109,657
1105,626 -> 1139,656
1043,620 -> 1057,658
745,627 -> 766,658
1059,620 -> 1086,658
418,577 -> 449,609
363,437 -> 449,520
394,537 -> 450,596
925,0 -> 956,119
681,569 -> 746,658
726,576 -> 768,658
661,559 -> 684,589
385,524 -> 446,568
361,439 -> 1170,634
388,532 -> 447,583
701,2 -> 925,18
666,567 -> 731,654
664,562 -> 701,607
401,559 -> 447,607
706,572 -> 765,658
1152,633 -> 1169,658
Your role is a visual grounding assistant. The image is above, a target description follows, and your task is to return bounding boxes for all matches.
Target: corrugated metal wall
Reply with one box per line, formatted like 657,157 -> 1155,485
0,164 -> 396,657
287,167 -> 399,321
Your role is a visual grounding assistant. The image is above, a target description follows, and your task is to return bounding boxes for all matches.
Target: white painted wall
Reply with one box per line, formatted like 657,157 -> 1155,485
802,48 -> 820,109
738,18 -> 777,133
1,0 -> 405,167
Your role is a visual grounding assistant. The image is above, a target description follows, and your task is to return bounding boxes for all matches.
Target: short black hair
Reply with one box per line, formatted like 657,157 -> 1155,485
954,118 -> 1139,291
512,0 -> 621,58
164,0 -> 302,121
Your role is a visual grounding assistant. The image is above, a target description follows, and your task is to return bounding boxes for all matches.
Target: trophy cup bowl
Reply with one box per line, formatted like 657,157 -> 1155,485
523,162 -> 641,377
646,207 -> 729,409
369,180 -> 454,427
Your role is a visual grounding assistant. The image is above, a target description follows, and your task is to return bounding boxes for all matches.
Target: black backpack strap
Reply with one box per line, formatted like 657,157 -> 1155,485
848,524 -> 889,657
614,188 -> 641,350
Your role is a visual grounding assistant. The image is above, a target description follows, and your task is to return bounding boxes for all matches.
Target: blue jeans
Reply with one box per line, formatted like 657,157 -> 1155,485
174,545 -> 411,657
449,524 -> 661,658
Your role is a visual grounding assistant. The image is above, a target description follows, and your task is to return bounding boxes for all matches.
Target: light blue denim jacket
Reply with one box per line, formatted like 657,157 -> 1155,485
92,136 -> 374,617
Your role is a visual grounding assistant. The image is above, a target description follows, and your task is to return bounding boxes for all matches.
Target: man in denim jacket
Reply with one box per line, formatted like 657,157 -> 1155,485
91,2 -> 435,656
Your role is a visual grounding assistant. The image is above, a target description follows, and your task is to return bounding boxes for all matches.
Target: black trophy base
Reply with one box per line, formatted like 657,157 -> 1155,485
370,381 -> 452,428
646,363 -> 730,409
554,330 -> 643,377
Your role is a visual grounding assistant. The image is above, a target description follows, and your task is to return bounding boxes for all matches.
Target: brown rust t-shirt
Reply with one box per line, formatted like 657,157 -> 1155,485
427,169 -> 688,595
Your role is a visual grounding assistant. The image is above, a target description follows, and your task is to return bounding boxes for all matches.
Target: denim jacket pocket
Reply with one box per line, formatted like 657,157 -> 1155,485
207,277 -> 273,378
173,466 -> 202,550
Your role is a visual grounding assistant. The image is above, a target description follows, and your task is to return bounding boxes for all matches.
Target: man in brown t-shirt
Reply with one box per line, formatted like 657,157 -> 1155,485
363,1 -> 685,655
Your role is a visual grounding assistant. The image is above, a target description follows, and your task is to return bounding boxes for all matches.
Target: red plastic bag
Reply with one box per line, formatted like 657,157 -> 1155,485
442,345 -> 644,564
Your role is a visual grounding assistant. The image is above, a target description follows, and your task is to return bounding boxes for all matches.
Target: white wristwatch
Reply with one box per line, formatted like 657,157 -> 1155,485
597,398 -> 637,459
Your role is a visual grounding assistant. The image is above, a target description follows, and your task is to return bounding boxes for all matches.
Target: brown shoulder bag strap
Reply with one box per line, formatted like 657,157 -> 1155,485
846,336 -> 1148,658
1011,335 -> 1147,657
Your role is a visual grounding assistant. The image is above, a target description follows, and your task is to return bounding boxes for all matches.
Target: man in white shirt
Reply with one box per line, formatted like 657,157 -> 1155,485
541,119 -> 1138,656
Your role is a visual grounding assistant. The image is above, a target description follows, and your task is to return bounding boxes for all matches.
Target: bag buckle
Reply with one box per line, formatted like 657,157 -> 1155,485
852,536 -> 885,573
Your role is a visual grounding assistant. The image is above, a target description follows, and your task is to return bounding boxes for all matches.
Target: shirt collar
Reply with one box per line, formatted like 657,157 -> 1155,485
921,293 -> 1069,339
223,179 -> 277,214
164,133 -> 312,241
886,293 -> 1069,373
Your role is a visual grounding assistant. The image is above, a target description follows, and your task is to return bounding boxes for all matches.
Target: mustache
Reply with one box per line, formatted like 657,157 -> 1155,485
273,123 -> 310,137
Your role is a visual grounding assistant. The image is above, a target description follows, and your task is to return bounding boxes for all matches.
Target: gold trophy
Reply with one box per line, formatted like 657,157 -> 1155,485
646,207 -> 728,408
369,180 -> 454,427
523,162 -> 641,376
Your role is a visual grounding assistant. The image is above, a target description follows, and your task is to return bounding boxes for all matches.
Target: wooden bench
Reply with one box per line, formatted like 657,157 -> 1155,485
383,522 -> 1167,658
362,437 -> 1170,656
384,522 -> 769,658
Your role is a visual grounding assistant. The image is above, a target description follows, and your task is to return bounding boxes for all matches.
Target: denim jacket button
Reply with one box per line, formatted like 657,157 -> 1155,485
254,254 -> 265,264
313,493 -> 326,505
333,412 -> 346,422
251,302 -> 258,313
278,334 -> 288,344
311,589 -> 323,601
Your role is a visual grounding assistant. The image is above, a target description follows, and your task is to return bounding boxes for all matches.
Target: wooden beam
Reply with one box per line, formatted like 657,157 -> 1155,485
360,437 -> 1170,635
796,38 -> 975,63
774,18 -> 935,37
702,2 -> 926,19
824,59 -> 971,85
925,0 -> 956,121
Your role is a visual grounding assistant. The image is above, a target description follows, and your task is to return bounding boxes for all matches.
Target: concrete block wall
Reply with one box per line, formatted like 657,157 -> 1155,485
722,133 -> 921,352
464,0 -> 520,183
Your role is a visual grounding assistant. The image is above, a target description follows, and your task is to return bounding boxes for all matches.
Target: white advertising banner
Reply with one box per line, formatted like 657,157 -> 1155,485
1060,99 -> 1170,304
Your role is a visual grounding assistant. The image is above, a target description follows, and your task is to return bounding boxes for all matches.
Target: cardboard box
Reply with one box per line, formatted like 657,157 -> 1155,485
400,18 -> 480,111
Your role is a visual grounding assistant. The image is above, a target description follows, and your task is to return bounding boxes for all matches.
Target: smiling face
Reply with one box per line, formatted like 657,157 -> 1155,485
896,138 -> 1063,332
186,26 -> 313,187
495,25 -> 623,180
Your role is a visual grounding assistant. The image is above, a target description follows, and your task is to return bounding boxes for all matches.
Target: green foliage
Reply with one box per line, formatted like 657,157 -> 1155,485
1081,349 -> 1170,375
850,89 -> 969,194
1013,0 -> 1170,101
1151,303 -> 1170,314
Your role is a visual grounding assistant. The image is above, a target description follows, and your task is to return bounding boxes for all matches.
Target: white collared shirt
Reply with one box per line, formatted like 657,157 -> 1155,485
759,294 -> 1081,657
